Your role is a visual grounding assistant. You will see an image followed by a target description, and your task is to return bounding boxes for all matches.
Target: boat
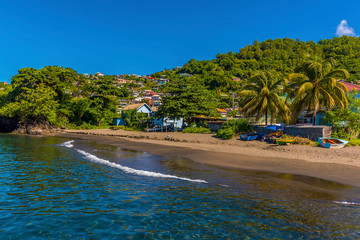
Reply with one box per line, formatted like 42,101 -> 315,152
318,137 -> 348,149
240,133 -> 263,141
276,139 -> 294,145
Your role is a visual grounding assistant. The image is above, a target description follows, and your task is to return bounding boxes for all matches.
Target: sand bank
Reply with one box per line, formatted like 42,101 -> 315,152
56,129 -> 360,187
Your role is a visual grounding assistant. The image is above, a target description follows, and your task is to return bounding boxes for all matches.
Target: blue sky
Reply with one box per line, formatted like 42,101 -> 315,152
0,0 -> 359,82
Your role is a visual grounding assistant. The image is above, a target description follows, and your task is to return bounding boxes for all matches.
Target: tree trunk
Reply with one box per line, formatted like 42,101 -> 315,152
313,105 -> 318,126
265,109 -> 268,125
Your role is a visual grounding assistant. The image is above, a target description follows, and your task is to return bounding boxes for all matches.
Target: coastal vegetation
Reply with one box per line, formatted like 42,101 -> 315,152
287,56 -> 349,124
324,90 -> 360,139
215,119 -> 253,139
182,126 -> 212,134
0,36 -> 359,140
239,70 -> 289,125
0,66 -> 129,131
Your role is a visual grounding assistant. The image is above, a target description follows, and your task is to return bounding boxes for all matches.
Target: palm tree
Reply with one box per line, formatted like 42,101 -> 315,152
239,70 -> 289,125
287,57 -> 349,125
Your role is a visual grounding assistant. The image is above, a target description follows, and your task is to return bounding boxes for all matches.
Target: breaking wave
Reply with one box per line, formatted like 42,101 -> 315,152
61,140 -> 207,183
334,201 -> 360,206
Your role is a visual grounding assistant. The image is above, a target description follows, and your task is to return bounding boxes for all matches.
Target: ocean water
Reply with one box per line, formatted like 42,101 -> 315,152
0,134 -> 359,239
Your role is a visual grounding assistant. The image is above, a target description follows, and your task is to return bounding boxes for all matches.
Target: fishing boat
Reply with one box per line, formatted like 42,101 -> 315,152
240,133 -> 263,141
318,137 -> 348,149
276,139 -> 294,145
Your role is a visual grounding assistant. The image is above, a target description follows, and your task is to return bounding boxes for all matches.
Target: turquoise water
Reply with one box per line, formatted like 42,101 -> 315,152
0,134 -> 359,239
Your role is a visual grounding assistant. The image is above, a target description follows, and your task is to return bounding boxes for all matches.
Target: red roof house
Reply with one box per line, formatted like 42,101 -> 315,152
340,81 -> 360,92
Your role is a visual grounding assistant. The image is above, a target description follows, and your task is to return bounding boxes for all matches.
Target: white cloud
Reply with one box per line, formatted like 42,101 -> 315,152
336,20 -> 356,36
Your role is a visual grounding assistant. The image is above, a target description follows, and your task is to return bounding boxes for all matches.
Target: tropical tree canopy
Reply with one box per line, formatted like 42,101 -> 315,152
287,57 -> 349,124
239,70 -> 289,125
157,77 -> 218,122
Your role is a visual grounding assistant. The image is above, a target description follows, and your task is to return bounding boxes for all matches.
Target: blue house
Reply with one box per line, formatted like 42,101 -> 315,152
113,103 -> 152,126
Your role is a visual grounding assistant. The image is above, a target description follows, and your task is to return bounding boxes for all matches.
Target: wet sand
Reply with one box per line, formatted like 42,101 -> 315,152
55,129 -> 360,187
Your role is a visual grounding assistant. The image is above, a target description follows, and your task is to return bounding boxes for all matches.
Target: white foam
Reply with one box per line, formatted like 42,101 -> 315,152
60,141 -> 207,183
334,201 -> 360,206
61,140 -> 74,148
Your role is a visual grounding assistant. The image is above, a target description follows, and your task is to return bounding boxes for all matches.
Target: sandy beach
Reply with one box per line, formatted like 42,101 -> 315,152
56,129 -> 360,187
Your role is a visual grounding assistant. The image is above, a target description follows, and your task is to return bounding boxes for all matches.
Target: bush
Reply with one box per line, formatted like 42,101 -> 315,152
221,119 -> 252,133
216,128 -> 235,140
347,138 -> 360,146
182,126 -> 211,134
215,118 -> 252,140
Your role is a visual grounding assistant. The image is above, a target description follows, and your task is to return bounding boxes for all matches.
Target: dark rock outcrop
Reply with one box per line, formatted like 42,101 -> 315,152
11,120 -> 56,135
0,116 -> 19,133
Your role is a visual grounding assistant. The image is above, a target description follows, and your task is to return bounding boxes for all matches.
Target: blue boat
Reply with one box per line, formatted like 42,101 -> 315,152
318,137 -> 348,149
240,133 -> 263,141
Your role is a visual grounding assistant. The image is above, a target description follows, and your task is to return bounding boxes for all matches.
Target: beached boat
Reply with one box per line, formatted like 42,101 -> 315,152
318,137 -> 348,149
276,139 -> 294,145
240,133 -> 263,141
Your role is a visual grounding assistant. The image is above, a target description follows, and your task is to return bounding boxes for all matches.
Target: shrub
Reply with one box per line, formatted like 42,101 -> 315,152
221,119 -> 252,133
182,126 -> 211,134
216,128 -> 235,140
347,138 -> 360,146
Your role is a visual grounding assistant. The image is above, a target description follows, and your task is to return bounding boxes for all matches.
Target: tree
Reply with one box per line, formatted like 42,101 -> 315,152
0,84 -> 58,124
323,90 -> 360,139
287,57 -> 349,124
239,70 -> 289,125
157,77 -> 217,124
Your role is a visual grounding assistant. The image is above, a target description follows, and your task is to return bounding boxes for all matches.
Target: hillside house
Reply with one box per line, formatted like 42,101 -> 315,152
340,81 -> 360,98
113,103 -> 152,126
216,108 -> 228,118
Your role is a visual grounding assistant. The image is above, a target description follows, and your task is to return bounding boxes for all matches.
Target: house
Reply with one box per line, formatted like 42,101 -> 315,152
232,78 -> 241,82
117,79 -> 128,84
157,79 -> 169,86
216,108 -> 228,118
122,103 -> 152,116
95,72 -> 104,77
118,99 -> 129,108
143,90 -> 155,97
113,103 -> 152,126
179,73 -> 191,77
340,81 -> 360,98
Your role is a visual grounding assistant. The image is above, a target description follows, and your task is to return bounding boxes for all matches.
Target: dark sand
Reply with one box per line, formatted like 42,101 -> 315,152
56,131 -> 360,188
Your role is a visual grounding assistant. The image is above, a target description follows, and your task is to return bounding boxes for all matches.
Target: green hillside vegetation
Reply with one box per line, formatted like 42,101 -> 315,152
0,36 -> 359,134
156,36 -> 360,92
0,66 -> 129,128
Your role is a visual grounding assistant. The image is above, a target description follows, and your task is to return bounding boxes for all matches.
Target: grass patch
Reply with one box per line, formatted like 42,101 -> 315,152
182,126 -> 212,134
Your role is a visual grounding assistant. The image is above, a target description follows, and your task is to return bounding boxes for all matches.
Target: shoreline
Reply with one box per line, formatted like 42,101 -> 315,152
53,129 -> 360,188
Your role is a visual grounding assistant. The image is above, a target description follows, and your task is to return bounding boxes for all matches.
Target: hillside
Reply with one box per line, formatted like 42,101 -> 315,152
155,36 -> 360,91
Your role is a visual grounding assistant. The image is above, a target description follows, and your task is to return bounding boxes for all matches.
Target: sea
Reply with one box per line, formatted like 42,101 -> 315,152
0,133 -> 359,239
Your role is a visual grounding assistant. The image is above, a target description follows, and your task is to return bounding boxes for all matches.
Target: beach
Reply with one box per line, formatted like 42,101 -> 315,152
55,129 -> 360,187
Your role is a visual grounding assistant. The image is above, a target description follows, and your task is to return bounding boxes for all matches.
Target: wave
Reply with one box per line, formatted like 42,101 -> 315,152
334,201 -> 360,206
61,140 -> 207,183
61,140 -> 74,148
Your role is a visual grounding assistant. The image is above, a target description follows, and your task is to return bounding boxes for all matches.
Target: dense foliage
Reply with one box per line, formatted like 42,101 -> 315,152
324,90 -> 360,139
0,66 -> 129,127
215,119 -> 252,139
157,77 -> 218,122
155,36 -> 360,92
239,70 -> 289,125
287,57 -> 349,124
182,126 -> 212,134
